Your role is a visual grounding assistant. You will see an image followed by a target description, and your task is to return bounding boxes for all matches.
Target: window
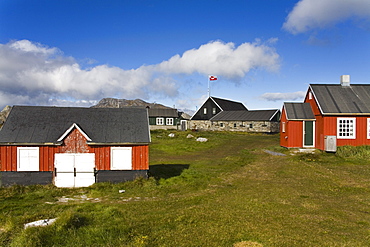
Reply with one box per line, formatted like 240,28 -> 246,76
249,124 -> 253,128
203,108 -> 207,115
17,147 -> 39,171
337,118 -> 356,139
220,123 -> 224,127
166,118 -> 174,125
308,91 -> 312,100
156,117 -> 164,125
282,122 -> 286,133
212,108 -> 216,114
367,118 -> 370,139
111,147 -> 132,170
233,123 -> 237,128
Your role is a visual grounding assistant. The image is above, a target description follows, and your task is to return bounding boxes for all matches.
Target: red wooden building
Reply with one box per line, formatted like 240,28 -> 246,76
281,75 -> 370,151
0,106 -> 150,187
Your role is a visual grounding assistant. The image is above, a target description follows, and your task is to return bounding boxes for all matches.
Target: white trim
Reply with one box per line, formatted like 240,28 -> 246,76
166,118 -> 174,125
110,147 -> 132,170
308,85 -> 325,115
337,118 -> 356,139
367,118 -> 370,139
156,117 -> 164,125
57,123 -> 92,142
268,109 -> 280,121
17,147 -> 39,171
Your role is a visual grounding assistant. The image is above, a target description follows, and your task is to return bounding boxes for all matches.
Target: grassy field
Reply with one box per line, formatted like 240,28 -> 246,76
1,130 -> 370,246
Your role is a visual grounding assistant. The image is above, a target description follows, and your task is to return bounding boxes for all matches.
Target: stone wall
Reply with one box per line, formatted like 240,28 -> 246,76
189,120 -> 279,133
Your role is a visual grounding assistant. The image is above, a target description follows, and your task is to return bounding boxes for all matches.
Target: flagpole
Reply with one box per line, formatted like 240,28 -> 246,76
208,75 -> 210,97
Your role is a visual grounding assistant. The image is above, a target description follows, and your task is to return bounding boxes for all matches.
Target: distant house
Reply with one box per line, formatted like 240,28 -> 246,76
148,108 -> 189,130
280,75 -> 370,151
190,96 -> 280,133
0,106 -> 150,187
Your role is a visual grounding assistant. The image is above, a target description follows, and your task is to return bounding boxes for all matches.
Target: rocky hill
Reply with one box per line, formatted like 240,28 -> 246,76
0,105 -> 12,125
91,98 -> 172,109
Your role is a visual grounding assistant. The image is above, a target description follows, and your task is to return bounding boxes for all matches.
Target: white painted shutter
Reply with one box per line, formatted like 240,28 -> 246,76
17,147 -> 39,171
111,147 -> 132,170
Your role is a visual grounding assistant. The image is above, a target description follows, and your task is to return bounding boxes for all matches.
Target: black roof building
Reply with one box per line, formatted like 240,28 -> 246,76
0,106 -> 150,145
191,97 -> 248,120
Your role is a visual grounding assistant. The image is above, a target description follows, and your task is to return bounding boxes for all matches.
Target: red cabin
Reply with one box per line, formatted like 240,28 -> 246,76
281,75 -> 370,151
0,106 -> 150,187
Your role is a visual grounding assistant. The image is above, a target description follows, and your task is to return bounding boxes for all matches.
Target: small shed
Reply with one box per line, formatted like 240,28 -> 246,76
280,103 -> 316,148
0,106 -> 150,187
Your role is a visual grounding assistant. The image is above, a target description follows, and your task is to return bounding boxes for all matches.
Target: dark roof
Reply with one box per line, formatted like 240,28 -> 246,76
211,97 -> 248,111
148,108 -> 178,117
310,84 -> 370,114
0,106 -> 150,145
284,103 -> 315,120
210,109 -> 279,121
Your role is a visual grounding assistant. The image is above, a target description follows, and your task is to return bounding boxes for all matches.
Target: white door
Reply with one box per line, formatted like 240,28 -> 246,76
54,153 -> 95,188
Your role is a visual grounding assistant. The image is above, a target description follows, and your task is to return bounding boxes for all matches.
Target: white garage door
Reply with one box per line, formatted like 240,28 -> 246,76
54,153 -> 95,188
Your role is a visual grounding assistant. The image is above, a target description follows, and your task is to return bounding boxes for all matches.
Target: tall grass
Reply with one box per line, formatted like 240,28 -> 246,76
336,145 -> 370,160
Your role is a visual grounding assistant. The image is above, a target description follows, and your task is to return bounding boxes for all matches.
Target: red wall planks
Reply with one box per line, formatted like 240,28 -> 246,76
0,128 -> 149,172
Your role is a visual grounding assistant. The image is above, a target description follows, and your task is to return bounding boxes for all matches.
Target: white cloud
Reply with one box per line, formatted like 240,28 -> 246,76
0,39 -> 280,108
283,0 -> 370,34
260,91 -> 306,101
156,40 -> 280,78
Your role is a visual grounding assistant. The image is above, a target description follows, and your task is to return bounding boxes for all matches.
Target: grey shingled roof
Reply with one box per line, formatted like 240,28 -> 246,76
284,103 -> 315,120
0,106 -> 150,145
211,97 -> 248,111
148,108 -> 178,117
310,84 -> 370,114
210,109 -> 279,121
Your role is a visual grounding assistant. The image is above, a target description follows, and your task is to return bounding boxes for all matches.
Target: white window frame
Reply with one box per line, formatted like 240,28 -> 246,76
17,147 -> 39,171
282,122 -> 286,133
156,117 -> 164,125
337,118 -> 356,139
367,118 -> 370,139
166,118 -> 174,125
203,108 -> 207,115
308,92 -> 312,100
110,147 -> 132,170
212,108 -> 216,114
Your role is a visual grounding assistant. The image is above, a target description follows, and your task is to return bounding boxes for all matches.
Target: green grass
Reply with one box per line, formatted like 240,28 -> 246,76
1,131 -> 370,246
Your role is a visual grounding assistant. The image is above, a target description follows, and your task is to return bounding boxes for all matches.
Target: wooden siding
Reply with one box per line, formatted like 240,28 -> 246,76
304,87 -> 370,150
0,128 -> 149,172
280,108 -> 304,148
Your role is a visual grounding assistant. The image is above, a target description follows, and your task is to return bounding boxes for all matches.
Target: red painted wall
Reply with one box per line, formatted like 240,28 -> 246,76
280,107 -> 304,148
304,88 -> 370,150
0,128 -> 149,171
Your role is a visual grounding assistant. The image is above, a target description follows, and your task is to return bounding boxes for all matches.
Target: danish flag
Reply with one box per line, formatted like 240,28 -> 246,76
209,75 -> 217,81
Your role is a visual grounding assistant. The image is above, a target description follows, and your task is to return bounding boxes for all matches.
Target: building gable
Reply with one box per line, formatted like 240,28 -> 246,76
191,96 -> 248,120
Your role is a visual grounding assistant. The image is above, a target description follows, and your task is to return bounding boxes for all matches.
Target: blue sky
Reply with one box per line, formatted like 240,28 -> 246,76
0,0 -> 370,112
